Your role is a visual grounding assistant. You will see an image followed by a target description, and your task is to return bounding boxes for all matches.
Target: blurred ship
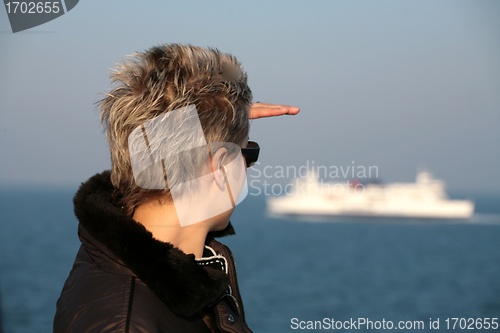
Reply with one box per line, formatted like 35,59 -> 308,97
267,170 -> 474,219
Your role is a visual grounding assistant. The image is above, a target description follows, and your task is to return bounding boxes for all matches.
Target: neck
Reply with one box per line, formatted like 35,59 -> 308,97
133,199 -> 210,258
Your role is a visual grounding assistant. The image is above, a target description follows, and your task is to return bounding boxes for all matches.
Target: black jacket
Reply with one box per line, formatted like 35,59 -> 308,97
54,171 -> 252,333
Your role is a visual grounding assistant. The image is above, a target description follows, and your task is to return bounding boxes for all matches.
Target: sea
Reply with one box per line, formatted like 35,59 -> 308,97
0,187 -> 499,333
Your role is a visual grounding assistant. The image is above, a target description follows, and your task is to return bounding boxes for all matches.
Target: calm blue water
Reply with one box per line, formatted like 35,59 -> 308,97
0,188 -> 499,333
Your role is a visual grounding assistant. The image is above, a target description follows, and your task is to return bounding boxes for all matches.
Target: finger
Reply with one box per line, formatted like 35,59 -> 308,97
253,103 -> 300,114
249,103 -> 300,119
249,107 -> 288,119
252,102 -> 283,108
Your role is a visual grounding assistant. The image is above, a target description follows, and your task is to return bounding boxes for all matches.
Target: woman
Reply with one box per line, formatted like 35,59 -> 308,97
54,43 -> 298,333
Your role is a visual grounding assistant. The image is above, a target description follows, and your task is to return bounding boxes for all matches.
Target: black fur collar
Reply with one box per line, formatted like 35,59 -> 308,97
73,171 -> 233,317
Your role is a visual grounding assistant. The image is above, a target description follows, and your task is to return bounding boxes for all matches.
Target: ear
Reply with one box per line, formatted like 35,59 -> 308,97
211,147 -> 228,190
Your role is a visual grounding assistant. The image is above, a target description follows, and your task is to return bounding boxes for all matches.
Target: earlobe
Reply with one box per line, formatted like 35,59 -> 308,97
213,166 -> 226,190
211,148 -> 228,190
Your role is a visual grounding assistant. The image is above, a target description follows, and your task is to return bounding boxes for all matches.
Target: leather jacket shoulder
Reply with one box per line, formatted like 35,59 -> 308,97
53,171 -> 252,333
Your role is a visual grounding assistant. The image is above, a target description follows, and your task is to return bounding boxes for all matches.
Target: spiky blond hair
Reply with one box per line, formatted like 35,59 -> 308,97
99,44 -> 252,215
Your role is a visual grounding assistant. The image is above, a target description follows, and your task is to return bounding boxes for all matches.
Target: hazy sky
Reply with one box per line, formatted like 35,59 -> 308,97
1,0 -> 499,193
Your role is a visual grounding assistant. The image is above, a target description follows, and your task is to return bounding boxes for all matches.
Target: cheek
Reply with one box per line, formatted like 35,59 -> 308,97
228,153 -> 247,198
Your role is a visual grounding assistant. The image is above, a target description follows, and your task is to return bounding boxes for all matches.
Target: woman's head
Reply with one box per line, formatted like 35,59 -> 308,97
99,44 -> 253,215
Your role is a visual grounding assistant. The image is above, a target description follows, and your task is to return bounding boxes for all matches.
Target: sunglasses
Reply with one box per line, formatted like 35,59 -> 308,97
241,141 -> 260,168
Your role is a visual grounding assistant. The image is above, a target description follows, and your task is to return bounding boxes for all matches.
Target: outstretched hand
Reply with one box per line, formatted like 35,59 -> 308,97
249,102 -> 300,120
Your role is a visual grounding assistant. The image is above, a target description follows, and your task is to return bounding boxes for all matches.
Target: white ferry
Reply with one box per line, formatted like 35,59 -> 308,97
266,171 -> 474,219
